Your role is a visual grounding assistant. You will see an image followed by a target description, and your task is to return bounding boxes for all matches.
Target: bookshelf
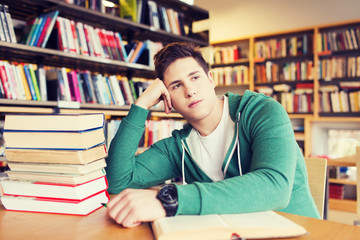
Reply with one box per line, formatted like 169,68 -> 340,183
210,20 -> 360,213
327,155 -> 357,213
209,19 -> 360,158
0,0 -> 209,171
0,0 -> 208,113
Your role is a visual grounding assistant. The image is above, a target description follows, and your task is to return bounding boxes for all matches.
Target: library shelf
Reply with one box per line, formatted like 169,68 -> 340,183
327,155 -> 357,213
0,0 -> 209,117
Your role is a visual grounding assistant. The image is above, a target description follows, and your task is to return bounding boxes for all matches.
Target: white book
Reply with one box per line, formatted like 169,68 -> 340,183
76,21 -> 89,55
109,75 -> 125,106
152,211 -> 307,240
3,61 -> 17,99
56,17 -> 69,52
60,67 -> 72,102
11,64 -> 26,100
64,18 -> 76,53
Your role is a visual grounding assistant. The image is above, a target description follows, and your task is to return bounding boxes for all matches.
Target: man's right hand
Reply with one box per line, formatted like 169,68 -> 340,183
134,78 -> 172,113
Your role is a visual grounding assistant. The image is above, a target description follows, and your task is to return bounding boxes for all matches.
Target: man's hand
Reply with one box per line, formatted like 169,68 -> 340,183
107,188 -> 166,228
134,78 -> 172,113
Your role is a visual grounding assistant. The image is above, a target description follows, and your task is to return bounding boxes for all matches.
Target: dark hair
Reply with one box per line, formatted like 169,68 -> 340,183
153,42 -> 209,80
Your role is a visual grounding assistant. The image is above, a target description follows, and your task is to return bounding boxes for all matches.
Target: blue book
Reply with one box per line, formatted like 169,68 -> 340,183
23,65 -> 37,100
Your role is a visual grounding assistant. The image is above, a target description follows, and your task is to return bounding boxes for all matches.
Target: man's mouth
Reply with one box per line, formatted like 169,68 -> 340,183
188,100 -> 202,108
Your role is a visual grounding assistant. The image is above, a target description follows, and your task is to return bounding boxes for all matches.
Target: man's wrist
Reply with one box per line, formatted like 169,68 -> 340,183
156,184 -> 178,217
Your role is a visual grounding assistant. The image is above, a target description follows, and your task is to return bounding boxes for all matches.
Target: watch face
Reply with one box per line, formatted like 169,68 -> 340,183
159,185 -> 178,203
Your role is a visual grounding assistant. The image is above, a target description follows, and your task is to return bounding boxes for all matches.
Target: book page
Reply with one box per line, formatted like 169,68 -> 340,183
152,214 -> 231,240
221,211 -> 307,239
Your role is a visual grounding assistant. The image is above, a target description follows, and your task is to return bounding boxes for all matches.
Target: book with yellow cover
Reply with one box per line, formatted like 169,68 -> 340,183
151,211 -> 307,240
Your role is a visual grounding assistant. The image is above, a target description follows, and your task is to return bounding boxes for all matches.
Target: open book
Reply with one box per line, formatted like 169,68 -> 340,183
151,211 -> 307,240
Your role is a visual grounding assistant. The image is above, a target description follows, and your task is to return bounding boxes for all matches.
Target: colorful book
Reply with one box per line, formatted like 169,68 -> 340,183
28,64 -> 42,101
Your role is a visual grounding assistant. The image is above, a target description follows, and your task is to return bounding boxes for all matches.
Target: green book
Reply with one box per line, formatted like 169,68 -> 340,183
28,64 -> 41,101
128,79 -> 137,101
119,0 -> 137,22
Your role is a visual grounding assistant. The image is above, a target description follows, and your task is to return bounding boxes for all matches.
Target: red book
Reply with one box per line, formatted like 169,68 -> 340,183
36,17 -> 51,47
0,62 -> 11,99
1,176 -> 108,200
1,190 -> 109,216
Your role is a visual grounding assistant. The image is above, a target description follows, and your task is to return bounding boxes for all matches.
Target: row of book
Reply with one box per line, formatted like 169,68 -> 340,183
63,0 -> 105,13
254,34 -> 313,59
142,119 -> 185,148
319,84 -> 360,113
256,83 -> 314,114
0,114 -> 109,215
0,4 -> 16,43
319,56 -> 360,80
0,61 -> 154,107
106,118 -> 185,149
19,10 -> 59,48
20,10 -> 162,64
317,27 -> 360,53
254,60 -> 314,83
143,0 -> 187,36
46,67 -> 152,105
212,45 -> 244,65
212,65 -> 249,86
0,61 -> 46,101
64,0 -> 188,37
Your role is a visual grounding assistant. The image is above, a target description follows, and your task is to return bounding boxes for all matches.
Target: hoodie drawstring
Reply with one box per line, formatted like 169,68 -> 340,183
181,140 -> 187,185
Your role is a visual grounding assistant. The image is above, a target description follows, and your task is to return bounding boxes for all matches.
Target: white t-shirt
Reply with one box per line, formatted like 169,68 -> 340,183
192,96 -> 235,181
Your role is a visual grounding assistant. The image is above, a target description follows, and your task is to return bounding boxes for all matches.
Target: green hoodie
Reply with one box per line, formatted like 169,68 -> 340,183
106,90 -> 320,219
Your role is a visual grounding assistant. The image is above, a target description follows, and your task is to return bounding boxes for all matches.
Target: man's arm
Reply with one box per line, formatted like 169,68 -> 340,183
105,79 -> 176,227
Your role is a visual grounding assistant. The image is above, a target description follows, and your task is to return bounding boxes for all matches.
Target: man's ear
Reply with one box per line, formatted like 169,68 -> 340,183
207,71 -> 215,87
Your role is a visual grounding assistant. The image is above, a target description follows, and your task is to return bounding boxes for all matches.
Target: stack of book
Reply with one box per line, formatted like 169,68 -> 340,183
0,113 -> 109,216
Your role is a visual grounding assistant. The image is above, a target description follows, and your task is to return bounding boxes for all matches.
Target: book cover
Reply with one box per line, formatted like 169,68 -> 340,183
0,61 -> 11,99
0,4 -> 11,42
22,64 -> 37,100
3,5 -> 17,43
114,32 -> 128,62
28,64 -> 42,101
119,0 -> 137,22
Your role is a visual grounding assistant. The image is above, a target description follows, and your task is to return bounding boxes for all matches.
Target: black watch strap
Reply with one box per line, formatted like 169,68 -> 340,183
157,184 -> 178,217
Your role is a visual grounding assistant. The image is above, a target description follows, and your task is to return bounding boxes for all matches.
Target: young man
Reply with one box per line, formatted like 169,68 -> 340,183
105,42 -> 320,228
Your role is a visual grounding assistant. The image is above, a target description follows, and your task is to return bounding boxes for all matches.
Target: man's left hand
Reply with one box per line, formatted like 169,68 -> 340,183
107,188 -> 166,228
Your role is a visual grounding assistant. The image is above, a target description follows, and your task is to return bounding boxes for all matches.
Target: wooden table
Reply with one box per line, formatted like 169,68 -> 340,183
1,205 -> 360,240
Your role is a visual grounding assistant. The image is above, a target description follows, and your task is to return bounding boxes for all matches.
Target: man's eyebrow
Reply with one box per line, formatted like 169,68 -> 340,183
167,71 -> 200,87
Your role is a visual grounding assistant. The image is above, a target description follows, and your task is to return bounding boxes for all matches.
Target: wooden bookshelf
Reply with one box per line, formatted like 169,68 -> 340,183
0,0 -> 209,172
0,0 -> 208,116
327,154 -> 357,213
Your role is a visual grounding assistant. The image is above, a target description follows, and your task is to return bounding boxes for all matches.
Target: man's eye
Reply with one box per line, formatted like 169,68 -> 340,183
172,83 -> 180,89
192,75 -> 200,80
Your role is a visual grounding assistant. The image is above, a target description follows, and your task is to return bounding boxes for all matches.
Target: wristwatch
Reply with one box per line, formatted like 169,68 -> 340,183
156,184 -> 178,217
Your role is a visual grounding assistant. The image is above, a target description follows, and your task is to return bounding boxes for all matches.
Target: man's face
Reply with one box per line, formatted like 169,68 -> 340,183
163,57 -> 218,122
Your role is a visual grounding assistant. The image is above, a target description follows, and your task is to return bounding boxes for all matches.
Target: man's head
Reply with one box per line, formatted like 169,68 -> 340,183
153,42 -> 220,126
154,42 -> 209,80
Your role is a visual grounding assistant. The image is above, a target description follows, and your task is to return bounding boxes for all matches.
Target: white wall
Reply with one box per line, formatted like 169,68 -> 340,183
194,0 -> 360,43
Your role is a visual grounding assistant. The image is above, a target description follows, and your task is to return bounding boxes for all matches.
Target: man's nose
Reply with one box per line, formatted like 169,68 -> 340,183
184,83 -> 196,97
